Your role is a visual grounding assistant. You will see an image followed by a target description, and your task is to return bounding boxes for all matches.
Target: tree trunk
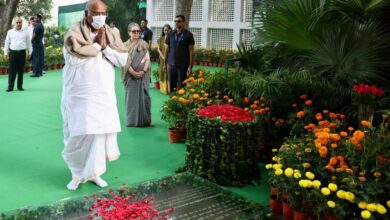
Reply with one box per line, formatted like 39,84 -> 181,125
0,0 -> 20,44
175,0 -> 193,28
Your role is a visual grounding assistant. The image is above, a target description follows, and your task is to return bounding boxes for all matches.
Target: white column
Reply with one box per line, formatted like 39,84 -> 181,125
201,0 -> 209,48
232,0 -> 242,48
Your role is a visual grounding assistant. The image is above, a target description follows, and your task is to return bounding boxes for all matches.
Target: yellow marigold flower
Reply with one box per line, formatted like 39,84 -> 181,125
345,192 -> 355,202
361,120 -> 372,127
275,168 -> 283,176
207,100 -> 212,105
190,89 -> 196,93
265,164 -> 273,169
273,164 -> 282,169
171,96 -> 177,100
366,203 -> 377,212
193,94 -> 200,99
272,148 -> 278,152
177,89 -> 185,95
204,93 -> 209,97
272,156 -> 278,162
340,131 -> 348,137
336,190 -> 346,199
361,210 -> 371,219
284,168 -> 294,177
294,172 -> 301,179
312,180 -> 321,189
387,200 -> 390,208
328,183 -> 338,191
327,201 -> 336,208
305,172 -> 315,180
178,97 -> 188,104
377,204 -> 387,215
321,187 -> 331,195
348,126 -> 354,131
358,201 -> 368,209
302,163 -> 311,169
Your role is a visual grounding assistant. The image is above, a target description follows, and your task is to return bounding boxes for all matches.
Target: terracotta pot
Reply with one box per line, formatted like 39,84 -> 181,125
168,127 -> 186,143
154,82 -> 160,89
294,210 -> 308,220
0,68 -> 6,74
270,186 -> 279,196
282,199 -> 294,220
56,64 -> 62,69
326,215 -> 338,220
269,195 -> 282,214
282,192 -> 289,200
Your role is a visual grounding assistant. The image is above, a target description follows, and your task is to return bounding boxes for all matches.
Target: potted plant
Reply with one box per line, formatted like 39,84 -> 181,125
152,69 -> 160,89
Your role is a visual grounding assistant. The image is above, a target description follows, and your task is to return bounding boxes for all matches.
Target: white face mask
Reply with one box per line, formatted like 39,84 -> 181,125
91,15 -> 106,29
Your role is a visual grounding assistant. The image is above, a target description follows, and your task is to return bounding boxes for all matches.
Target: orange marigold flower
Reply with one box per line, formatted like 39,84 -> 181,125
318,146 -> 328,158
296,152 -> 303,156
300,94 -> 307,99
305,148 -> 312,153
330,134 -> 341,142
223,95 -> 229,99
228,99 -> 234,104
340,131 -> 348,137
339,114 -> 346,119
177,89 -> 186,95
337,156 -> 345,162
244,97 -> 250,104
197,104 -> 203,108
331,143 -> 338,149
204,93 -> 209,97
305,100 -> 313,106
353,130 -> 365,141
260,97 -> 265,101
329,113 -> 337,119
329,157 -> 338,166
348,127 -> 354,131
197,78 -> 205,82
207,100 -> 213,105
244,107 -> 249,112
358,176 -> 366,182
297,111 -> 306,118
302,163 -> 311,168
319,120 -> 330,128
193,94 -> 200,99
171,96 -> 177,100
373,172 -> 382,177
254,100 -> 259,105
315,113 -> 323,121
292,103 -> 297,108
345,168 -> 353,174
323,110 -> 329,114
361,120 -> 372,127
250,104 -> 258,110
329,123 -> 337,129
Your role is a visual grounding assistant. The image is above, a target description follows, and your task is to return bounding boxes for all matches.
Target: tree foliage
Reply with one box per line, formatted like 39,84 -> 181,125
16,0 -> 53,21
0,0 -> 20,43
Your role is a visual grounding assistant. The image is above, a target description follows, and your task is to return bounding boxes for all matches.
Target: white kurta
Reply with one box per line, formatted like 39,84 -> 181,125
61,43 -> 128,182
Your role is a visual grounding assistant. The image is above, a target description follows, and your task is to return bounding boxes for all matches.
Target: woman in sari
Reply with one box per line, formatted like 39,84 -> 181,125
121,23 -> 151,127
157,24 -> 172,94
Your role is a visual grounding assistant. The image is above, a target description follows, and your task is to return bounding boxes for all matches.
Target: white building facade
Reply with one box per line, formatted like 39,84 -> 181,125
146,0 -> 254,49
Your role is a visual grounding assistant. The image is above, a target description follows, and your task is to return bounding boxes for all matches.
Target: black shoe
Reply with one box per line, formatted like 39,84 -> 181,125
6,89 -> 13,92
18,88 -> 24,91
30,74 -> 39,77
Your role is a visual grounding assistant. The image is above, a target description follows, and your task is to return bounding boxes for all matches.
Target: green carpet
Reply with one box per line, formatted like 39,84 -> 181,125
0,63 -> 269,213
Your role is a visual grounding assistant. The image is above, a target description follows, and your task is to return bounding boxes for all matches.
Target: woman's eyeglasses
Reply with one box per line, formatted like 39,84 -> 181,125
131,30 -> 140,33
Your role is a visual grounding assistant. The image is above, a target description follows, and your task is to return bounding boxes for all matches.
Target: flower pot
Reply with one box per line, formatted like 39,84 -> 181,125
154,82 -> 160,89
294,210 -> 308,220
270,186 -> 279,196
326,215 -> 338,220
269,195 -> 282,214
56,64 -> 62,69
283,199 -> 294,220
168,127 -> 186,143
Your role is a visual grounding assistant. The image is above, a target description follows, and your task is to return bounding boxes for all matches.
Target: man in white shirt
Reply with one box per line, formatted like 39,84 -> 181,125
61,0 -> 128,190
4,18 -> 32,92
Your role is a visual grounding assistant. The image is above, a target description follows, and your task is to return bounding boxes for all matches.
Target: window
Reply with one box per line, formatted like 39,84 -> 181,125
152,0 -> 174,21
208,0 -> 234,22
208,28 -> 233,49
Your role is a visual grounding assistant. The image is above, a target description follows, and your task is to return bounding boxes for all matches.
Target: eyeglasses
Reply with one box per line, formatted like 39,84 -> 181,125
174,20 -> 183,23
131,30 -> 140,33
16,22 -> 22,24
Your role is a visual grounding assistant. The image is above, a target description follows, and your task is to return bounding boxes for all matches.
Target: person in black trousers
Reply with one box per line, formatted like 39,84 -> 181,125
31,14 -> 45,77
3,18 -> 32,92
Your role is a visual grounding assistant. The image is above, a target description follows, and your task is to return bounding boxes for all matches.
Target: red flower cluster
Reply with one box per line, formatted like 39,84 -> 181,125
197,104 -> 255,123
88,193 -> 174,220
352,83 -> 384,97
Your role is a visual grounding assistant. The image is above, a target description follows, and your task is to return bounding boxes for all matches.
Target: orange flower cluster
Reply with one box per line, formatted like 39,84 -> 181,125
325,155 -> 352,173
349,130 -> 365,151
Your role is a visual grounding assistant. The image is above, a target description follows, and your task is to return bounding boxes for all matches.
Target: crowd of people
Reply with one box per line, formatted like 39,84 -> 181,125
3,0 -> 195,190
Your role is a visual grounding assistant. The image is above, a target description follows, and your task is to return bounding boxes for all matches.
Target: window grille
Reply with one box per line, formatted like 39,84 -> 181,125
188,28 -> 202,48
241,0 -> 253,22
208,0 -> 234,22
240,29 -> 252,47
208,28 -> 233,49
190,0 -> 203,21
151,26 -> 163,45
152,0 -> 174,21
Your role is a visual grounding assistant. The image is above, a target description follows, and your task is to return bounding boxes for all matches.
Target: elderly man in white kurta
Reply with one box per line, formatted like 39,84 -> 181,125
61,0 -> 128,190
